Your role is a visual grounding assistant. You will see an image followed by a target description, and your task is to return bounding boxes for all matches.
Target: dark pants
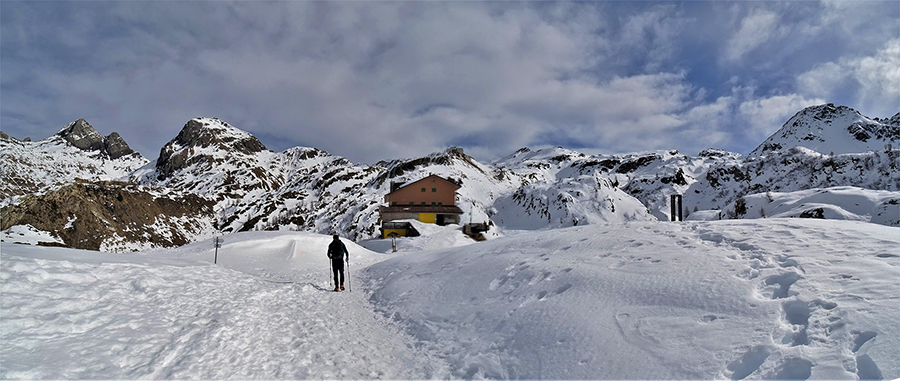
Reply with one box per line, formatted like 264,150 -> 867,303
332,260 -> 345,288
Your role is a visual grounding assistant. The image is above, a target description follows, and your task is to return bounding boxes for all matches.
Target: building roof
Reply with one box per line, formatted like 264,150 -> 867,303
378,205 -> 464,214
388,174 -> 461,195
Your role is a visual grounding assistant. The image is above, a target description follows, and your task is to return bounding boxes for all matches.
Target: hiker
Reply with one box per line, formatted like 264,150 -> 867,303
328,235 -> 349,292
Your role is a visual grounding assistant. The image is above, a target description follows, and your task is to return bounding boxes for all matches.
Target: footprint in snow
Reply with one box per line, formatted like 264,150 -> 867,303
553,283 -> 572,295
726,345 -> 770,380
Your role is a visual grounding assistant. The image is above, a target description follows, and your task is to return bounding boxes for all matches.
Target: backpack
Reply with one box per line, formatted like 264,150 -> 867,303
328,240 -> 346,260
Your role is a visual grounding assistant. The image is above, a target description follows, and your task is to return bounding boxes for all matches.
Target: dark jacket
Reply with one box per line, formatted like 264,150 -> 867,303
328,240 -> 348,262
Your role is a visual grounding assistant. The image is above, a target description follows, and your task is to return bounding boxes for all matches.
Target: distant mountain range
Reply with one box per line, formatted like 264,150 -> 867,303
2,104 -> 898,251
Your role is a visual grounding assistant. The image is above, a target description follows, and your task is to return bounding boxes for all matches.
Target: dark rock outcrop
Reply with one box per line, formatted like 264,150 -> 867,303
56,118 -> 137,159
0,180 -> 215,251
156,118 -> 268,181
105,132 -> 135,159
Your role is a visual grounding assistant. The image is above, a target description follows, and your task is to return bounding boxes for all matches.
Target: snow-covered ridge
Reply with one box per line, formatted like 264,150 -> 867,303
686,146 -> 900,216
3,103 -> 898,251
751,103 -> 899,156
0,123 -> 148,201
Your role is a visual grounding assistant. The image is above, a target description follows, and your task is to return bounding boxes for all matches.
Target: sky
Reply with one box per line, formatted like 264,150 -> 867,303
1,1 -> 898,164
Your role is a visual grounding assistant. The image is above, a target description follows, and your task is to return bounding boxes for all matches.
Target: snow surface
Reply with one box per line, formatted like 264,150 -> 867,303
1,232 -> 445,379
0,225 -> 64,246
690,186 -> 900,227
2,219 -> 898,379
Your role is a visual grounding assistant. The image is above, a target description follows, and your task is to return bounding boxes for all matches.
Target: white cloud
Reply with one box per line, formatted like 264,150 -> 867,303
3,1 -> 896,163
678,96 -> 734,150
725,9 -> 784,61
616,5 -> 688,72
797,62 -> 846,98
797,38 -> 900,118
739,94 -> 826,140
853,39 -> 900,104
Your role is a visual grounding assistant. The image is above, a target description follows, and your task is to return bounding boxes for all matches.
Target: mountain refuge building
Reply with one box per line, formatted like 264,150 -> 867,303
379,174 -> 464,238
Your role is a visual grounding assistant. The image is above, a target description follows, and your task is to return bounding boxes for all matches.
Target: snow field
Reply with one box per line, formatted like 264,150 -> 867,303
1,233 -> 446,379
363,219 -> 899,379
2,220 -> 898,379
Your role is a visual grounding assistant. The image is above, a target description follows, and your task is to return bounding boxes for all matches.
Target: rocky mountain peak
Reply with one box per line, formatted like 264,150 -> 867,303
0,131 -> 17,143
166,118 -> 267,154
750,104 -> 899,156
55,118 -> 137,159
57,118 -> 105,152
154,118 -> 275,190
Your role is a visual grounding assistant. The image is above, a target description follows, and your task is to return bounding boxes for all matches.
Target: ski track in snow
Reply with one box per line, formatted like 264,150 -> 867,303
1,246 -> 446,379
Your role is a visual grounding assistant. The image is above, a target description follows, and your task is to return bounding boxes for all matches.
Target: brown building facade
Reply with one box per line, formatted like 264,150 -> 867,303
379,175 -> 464,237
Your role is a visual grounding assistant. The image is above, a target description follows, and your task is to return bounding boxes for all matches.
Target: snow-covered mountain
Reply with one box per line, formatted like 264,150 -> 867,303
751,103 -> 899,156
138,122 -> 662,241
2,103 -> 898,251
0,119 -> 147,201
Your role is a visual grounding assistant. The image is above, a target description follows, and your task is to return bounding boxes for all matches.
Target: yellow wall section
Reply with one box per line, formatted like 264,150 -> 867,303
418,213 -> 436,223
383,229 -> 408,239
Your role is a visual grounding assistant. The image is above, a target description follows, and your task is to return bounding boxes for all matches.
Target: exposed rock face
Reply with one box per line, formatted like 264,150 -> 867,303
58,118 -> 106,151
0,180 -> 215,251
155,118 -> 268,181
105,132 -> 135,159
56,118 -> 137,159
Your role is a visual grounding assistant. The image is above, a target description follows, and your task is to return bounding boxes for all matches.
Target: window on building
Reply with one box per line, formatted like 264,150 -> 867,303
421,202 -> 427,206
432,202 -> 436,205
432,188 -> 436,192
392,202 -> 397,206
421,188 -> 426,192
409,202 -> 414,205
438,202 -> 443,205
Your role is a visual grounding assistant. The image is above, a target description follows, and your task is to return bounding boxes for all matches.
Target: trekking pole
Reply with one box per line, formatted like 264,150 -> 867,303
329,258 -> 334,291
347,258 -> 352,292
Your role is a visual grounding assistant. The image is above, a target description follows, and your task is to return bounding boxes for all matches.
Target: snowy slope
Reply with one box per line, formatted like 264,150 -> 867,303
146,117 -> 281,197
139,126 -> 661,241
0,232 -> 446,379
490,147 -> 721,222
751,104 -> 899,156
3,220 -> 898,379
696,186 -> 900,226
364,220 -> 899,379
